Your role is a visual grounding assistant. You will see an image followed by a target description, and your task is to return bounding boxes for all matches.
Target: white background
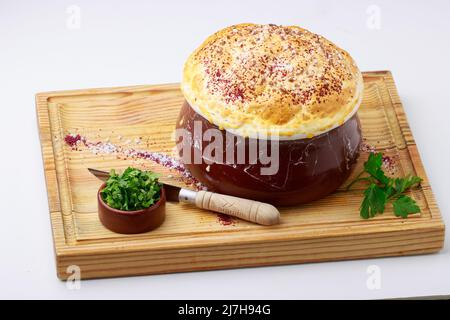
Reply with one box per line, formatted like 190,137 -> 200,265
0,0 -> 449,299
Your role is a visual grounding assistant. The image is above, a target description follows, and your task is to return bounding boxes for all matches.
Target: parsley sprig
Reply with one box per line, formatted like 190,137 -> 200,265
101,167 -> 161,211
347,153 -> 422,219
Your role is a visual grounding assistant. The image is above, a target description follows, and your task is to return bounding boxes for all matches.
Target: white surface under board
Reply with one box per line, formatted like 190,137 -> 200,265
0,0 -> 449,299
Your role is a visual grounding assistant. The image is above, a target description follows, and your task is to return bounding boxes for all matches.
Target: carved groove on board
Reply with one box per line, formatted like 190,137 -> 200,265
48,102 -> 77,245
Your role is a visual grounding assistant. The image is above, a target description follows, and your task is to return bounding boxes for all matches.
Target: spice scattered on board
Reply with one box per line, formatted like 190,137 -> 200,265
217,213 -> 236,226
359,141 -> 398,174
64,133 -> 205,190
63,132 -> 242,226
382,154 -> 399,175
359,141 -> 376,154
64,134 -> 83,148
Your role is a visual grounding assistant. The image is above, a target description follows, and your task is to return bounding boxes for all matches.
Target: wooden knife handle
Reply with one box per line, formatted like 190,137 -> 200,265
195,191 -> 280,226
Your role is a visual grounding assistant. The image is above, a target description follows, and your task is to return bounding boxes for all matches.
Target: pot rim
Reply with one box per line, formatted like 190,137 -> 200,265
183,89 -> 363,141
181,101 -> 361,142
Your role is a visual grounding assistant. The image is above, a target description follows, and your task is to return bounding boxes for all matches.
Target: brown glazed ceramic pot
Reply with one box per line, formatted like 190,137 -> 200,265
176,101 -> 362,206
97,183 -> 166,234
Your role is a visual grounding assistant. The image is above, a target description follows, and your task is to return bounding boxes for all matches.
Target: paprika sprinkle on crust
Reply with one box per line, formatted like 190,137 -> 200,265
182,23 -> 363,139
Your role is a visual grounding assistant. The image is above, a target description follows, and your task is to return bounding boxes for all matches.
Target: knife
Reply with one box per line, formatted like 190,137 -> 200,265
88,168 -> 280,226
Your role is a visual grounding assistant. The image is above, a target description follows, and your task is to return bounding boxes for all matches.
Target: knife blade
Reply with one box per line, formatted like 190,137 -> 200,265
88,168 -> 280,225
88,168 -> 110,182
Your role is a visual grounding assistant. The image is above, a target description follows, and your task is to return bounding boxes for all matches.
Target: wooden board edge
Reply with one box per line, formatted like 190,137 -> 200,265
35,94 -> 71,254
54,219 -> 445,261
380,73 -> 444,224
36,83 -> 181,98
363,70 -> 392,77
54,222 -> 445,280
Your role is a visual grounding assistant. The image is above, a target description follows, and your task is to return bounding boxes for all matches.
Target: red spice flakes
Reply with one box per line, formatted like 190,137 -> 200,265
224,85 -> 245,103
63,133 -> 206,190
64,134 -> 83,148
359,141 -> 398,174
360,142 -> 376,153
382,154 -> 398,175
217,213 -> 235,226
196,24 -> 352,112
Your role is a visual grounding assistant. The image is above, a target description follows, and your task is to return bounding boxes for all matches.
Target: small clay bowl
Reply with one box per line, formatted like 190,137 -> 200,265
97,183 -> 166,234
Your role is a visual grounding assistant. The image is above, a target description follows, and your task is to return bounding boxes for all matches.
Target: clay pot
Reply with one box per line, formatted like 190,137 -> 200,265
97,184 -> 166,234
176,101 -> 362,206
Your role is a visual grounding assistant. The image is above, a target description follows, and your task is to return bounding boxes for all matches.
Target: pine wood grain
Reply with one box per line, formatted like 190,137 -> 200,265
36,71 -> 445,280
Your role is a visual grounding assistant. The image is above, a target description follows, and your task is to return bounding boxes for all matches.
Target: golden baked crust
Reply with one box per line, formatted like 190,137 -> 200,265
182,23 -> 363,139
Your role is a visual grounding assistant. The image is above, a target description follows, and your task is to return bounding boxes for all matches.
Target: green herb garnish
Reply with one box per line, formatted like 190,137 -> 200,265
347,153 -> 422,219
101,167 -> 161,211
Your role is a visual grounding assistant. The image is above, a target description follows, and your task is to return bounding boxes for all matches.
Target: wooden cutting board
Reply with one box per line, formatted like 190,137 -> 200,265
36,71 -> 445,280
